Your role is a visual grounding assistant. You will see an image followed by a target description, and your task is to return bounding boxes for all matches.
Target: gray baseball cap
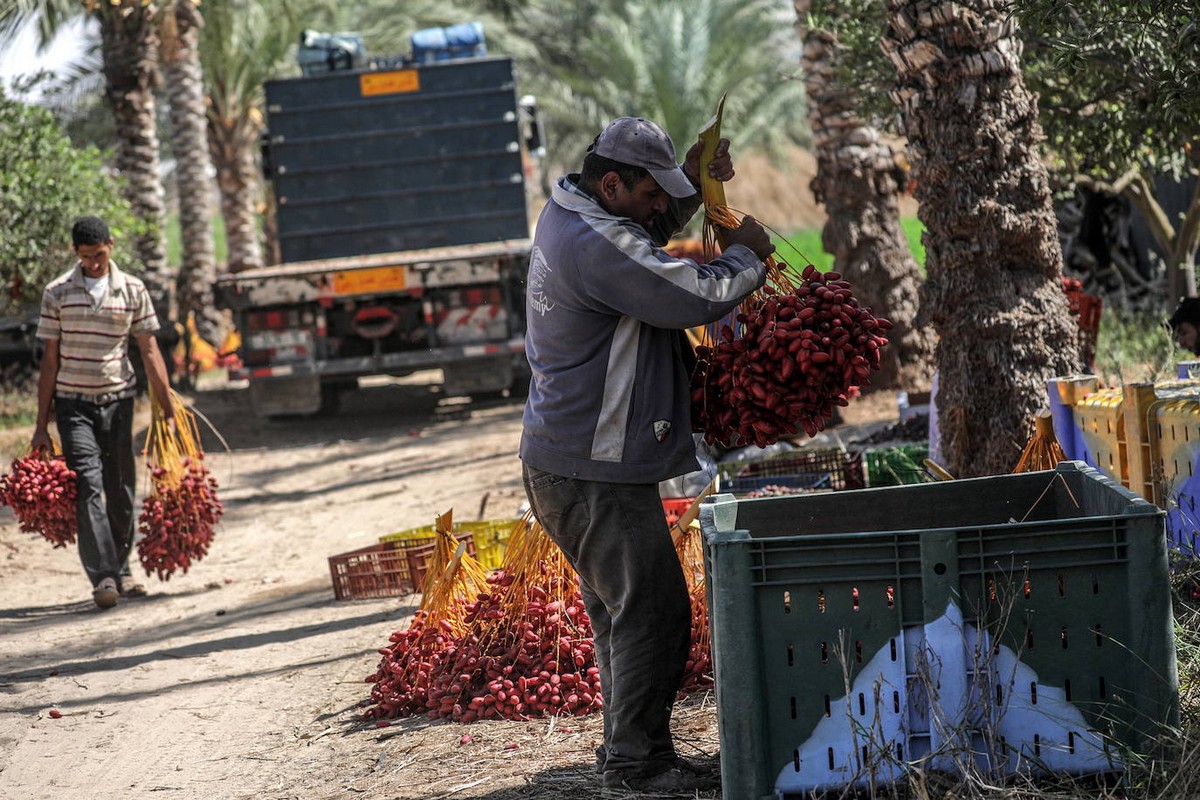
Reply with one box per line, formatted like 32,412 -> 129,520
588,117 -> 696,199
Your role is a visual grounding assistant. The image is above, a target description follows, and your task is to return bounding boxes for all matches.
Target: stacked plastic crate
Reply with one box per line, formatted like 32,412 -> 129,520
720,447 -> 864,495
1048,375 -> 1200,556
328,518 -> 518,599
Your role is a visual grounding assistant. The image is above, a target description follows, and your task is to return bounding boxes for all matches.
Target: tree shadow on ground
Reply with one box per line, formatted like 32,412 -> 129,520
0,581 -> 415,695
178,380 -> 524,454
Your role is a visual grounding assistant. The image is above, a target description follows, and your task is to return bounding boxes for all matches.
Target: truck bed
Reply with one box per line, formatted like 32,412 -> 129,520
216,238 -> 531,284
215,238 -> 531,310
263,56 -> 529,263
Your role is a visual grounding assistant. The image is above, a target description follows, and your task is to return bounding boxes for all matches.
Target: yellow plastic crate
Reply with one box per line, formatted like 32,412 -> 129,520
1073,387 -> 1127,484
459,518 -> 519,570
379,518 -> 518,571
379,523 -> 438,545
1151,397 -> 1200,555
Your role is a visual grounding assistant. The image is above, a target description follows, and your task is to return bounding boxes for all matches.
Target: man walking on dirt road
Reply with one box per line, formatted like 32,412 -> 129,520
31,216 -> 176,609
519,117 -> 774,792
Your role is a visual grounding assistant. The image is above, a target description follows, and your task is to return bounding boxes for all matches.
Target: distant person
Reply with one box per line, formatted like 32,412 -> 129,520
31,216 -> 176,609
519,117 -> 774,792
1169,297 -> 1200,356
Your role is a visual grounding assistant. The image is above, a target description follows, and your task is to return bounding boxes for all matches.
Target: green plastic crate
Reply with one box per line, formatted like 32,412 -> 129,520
701,461 -> 1177,799
865,443 -> 932,487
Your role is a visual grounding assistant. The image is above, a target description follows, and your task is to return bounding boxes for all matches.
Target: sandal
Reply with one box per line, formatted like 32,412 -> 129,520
119,579 -> 147,598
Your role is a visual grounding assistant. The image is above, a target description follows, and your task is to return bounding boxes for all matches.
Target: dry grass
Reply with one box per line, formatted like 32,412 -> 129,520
347,592 -> 1198,800
333,693 -> 721,800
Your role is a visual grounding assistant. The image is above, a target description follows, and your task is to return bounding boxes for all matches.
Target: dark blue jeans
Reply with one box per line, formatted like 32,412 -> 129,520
522,463 -> 691,778
55,396 -> 137,587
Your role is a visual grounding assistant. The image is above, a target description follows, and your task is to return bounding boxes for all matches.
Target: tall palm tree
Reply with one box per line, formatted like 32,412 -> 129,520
3,1 -> 170,317
881,0 -> 1079,477
95,3 -> 171,317
198,0 -> 296,272
161,0 -> 222,343
794,0 -> 934,392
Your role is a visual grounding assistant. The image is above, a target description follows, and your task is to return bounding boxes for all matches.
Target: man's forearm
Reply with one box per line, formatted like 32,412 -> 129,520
138,334 -> 175,415
34,345 -> 58,433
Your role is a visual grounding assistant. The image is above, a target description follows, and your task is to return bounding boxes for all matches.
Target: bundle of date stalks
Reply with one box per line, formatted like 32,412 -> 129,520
692,260 -> 891,447
690,97 -> 891,448
137,390 -> 223,580
0,450 -> 78,548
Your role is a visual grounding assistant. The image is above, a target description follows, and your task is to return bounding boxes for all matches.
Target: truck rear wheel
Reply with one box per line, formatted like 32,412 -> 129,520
317,381 -> 356,416
506,353 -> 532,398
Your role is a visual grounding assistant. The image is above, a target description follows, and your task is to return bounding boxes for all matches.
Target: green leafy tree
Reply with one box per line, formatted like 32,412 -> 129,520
0,89 -> 143,312
1013,0 -> 1200,301
3,1 -> 170,317
513,0 -> 809,214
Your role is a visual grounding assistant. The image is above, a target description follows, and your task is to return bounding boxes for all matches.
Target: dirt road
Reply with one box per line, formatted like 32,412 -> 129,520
2,378 -> 711,800
0,374 -> 897,800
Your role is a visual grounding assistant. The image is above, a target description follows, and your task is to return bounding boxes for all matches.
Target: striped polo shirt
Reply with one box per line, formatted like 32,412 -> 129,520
37,262 -> 160,397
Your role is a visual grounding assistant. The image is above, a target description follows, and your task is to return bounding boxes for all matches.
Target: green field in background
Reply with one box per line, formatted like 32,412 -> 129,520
775,216 -> 926,273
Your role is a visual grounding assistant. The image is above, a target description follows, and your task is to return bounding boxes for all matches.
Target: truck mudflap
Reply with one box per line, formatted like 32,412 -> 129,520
230,336 -> 525,384
249,374 -> 323,417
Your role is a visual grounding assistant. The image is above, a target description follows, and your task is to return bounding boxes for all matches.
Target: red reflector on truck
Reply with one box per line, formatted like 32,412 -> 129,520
246,309 -> 300,331
352,306 -> 399,339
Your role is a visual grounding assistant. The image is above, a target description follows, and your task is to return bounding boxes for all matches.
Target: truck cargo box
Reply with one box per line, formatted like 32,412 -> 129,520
263,56 -> 529,263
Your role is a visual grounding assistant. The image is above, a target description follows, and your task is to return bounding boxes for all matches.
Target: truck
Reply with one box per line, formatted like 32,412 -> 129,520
215,26 -> 540,417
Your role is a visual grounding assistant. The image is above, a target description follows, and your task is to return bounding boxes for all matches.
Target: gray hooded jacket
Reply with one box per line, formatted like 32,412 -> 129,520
519,175 -> 765,484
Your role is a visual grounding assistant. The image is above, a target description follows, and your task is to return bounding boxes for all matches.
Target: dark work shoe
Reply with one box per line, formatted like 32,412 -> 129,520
600,766 -> 719,792
594,745 -> 608,774
92,577 -> 119,609
674,755 -> 718,777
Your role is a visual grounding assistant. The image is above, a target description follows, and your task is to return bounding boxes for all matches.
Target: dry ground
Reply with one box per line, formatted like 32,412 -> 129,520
0,374 -> 900,800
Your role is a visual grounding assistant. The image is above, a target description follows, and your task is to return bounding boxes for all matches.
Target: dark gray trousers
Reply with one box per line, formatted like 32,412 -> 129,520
522,463 -> 691,778
55,397 -> 137,587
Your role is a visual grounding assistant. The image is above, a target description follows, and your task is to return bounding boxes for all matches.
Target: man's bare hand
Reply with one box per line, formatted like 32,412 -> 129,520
721,216 -> 775,261
682,137 -> 735,186
30,429 -> 53,454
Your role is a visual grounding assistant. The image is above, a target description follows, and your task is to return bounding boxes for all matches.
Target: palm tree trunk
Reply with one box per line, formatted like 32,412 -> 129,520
261,185 -> 282,267
97,3 -> 170,318
207,114 -> 265,273
795,1 -> 935,393
881,0 -> 1080,477
163,0 -> 223,345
